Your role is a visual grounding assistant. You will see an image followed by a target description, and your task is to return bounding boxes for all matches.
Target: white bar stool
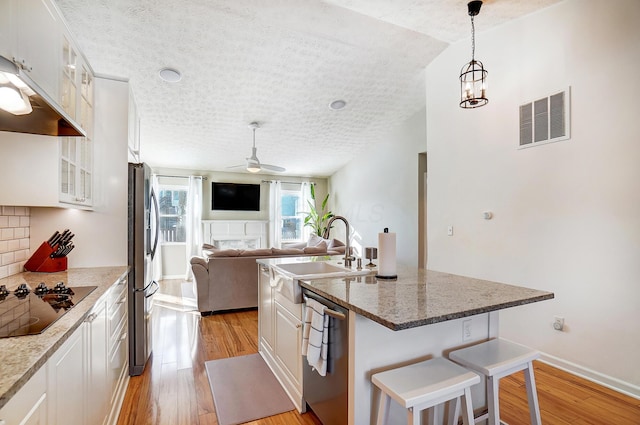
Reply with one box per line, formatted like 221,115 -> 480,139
449,339 -> 542,425
371,357 -> 481,425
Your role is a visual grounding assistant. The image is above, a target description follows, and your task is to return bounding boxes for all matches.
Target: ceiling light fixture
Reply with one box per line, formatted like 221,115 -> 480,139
459,0 -> 488,109
329,99 -> 347,110
158,67 -> 182,83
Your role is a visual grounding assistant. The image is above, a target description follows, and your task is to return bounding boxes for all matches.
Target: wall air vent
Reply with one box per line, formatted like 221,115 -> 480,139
519,87 -> 570,148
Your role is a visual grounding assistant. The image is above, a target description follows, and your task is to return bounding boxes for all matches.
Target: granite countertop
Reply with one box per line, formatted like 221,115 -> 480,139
299,266 -> 554,331
0,266 -> 129,410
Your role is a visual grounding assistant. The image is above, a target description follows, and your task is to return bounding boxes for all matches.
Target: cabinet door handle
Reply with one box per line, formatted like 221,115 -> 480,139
120,332 -> 127,341
86,313 -> 97,323
260,266 -> 269,273
295,323 -> 302,329
117,296 -> 126,305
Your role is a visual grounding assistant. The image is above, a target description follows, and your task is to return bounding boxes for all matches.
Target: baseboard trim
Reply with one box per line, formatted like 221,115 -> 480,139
160,274 -> 185,280
539,352 -> 640,400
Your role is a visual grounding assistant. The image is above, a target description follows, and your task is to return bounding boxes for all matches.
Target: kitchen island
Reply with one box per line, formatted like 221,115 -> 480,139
0,266 -> 129,423
260,258 -> 554,425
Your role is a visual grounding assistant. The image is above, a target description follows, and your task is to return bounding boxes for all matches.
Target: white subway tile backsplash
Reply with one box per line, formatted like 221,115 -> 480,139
0,205 -> 30,278
7,263 -> 20,275
7,239 -> 19,251
2,252 -> 14,266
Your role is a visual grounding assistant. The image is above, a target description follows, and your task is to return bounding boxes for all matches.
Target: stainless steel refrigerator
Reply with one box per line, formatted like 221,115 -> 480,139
127,162 -> 160,376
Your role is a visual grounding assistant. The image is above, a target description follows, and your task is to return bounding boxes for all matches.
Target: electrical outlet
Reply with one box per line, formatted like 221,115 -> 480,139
553,316 -> 564,331
463,319 -> 472,341
447,226 -> 454,236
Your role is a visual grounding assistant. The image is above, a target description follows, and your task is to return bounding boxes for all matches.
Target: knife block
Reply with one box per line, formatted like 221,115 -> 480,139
24,242 -> 68,272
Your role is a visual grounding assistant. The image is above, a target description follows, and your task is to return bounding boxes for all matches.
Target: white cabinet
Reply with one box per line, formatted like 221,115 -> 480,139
274,300 -> 303,390
59,135 -> 93,206
8,0 -> 61,100
47,324 -> 85,425
0,2 -> 15,61
258,265 -> 305,412
59,46 -> 94,207
0,0 -> 98,209
86,298 -> 109,425
127,87 -> 140,162
258,265 -> 274,351
106,276 -> 129,425
0,276 -> 129,425
0,365 -> 47,425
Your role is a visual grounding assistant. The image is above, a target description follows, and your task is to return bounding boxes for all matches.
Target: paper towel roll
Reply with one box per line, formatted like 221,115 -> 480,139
377,229 -> 397,278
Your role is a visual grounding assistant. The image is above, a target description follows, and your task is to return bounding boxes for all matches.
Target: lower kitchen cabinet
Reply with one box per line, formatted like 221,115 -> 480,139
258,265 -> 305,412
47,323 -> 85,425
86,298 -> 109,425
0,365 -> 47,425
0,276 -> 129,425
258,265 -> 274,351
274,300 -> 303,390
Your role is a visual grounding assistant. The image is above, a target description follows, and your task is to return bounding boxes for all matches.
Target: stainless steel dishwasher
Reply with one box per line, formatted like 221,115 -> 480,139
302,288 -> 349,425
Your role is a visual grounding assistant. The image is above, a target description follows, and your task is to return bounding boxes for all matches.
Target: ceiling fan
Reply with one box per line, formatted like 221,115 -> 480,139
227,122 -> 286,173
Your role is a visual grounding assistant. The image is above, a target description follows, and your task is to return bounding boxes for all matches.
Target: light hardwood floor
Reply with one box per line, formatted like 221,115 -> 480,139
116,280 -> 640,425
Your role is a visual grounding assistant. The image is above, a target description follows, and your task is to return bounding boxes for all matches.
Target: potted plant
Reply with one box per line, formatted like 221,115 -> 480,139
304,185 -> 334,237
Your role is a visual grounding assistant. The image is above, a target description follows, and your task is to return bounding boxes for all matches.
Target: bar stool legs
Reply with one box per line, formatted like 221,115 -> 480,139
449,339 -> 542,425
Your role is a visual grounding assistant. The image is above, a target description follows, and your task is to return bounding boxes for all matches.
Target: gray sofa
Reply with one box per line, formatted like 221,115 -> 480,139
190,239 -> 345,314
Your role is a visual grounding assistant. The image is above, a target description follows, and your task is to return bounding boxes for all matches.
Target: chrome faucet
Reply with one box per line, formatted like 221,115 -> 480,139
323,215 -> 355,267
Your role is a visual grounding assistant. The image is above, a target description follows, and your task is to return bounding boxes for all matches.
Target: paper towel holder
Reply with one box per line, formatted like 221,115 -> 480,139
376,228 -> 398,279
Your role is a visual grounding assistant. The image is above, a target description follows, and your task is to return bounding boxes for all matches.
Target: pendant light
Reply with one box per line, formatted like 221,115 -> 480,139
459,0 -> 488,109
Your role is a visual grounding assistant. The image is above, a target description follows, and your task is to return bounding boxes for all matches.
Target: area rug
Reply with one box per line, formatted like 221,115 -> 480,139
205,353 -> 294,425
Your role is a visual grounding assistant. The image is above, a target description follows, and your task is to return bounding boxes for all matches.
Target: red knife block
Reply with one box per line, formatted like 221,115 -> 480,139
24,242 -> 68,272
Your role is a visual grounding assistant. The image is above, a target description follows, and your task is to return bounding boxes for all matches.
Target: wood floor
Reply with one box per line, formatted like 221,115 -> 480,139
116,280 -> 640,425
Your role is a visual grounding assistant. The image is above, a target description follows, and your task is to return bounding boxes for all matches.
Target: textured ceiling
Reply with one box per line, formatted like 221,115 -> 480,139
55,0 -> 561,177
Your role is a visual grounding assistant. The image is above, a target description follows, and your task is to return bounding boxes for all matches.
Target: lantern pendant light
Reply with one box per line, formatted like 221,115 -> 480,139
459,0 -> 488,108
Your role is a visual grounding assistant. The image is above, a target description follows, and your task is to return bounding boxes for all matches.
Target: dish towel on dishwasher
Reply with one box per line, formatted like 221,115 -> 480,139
302,297 -> 329,376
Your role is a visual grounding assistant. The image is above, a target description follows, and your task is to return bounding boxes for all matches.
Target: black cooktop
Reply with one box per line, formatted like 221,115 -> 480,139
0,282 -> 97,338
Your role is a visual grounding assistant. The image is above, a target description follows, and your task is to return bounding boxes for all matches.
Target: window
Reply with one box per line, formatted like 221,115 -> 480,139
280,183 -> 307,242
158,185 -> 188,243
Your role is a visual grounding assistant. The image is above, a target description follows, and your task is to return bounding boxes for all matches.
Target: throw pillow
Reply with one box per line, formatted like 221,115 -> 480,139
307,234 -> 331,247
303,240 -> 327,254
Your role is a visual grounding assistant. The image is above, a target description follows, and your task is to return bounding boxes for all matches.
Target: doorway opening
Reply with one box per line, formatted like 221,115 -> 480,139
418,152 -> 427,268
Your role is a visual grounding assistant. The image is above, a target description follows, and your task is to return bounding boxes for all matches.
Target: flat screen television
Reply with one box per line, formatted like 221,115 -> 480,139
212,182 -> 260,211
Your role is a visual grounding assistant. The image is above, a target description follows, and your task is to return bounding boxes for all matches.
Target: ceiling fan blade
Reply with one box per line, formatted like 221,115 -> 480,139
226,164 -> 247,169
260,163 -> 286,172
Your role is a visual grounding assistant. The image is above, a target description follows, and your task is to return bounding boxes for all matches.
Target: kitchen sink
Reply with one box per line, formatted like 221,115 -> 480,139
269,261 -> 370,303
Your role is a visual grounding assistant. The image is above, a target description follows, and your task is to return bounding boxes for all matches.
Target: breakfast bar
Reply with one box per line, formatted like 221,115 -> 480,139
297,265 -> 554,425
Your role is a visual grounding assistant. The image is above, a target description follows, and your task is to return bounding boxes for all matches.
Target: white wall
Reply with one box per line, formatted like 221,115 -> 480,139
30,77 -> 129,268
425,0 -> 640,394
329,108 -> 426,267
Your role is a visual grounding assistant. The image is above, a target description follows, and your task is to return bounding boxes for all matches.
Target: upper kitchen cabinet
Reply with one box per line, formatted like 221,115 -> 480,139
1,0 -> 61,101
59,54 -> 94,207
127,86 -> 140,162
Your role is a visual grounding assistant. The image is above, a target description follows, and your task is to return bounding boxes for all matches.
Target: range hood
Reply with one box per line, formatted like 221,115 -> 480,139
0,55 -> 85,137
